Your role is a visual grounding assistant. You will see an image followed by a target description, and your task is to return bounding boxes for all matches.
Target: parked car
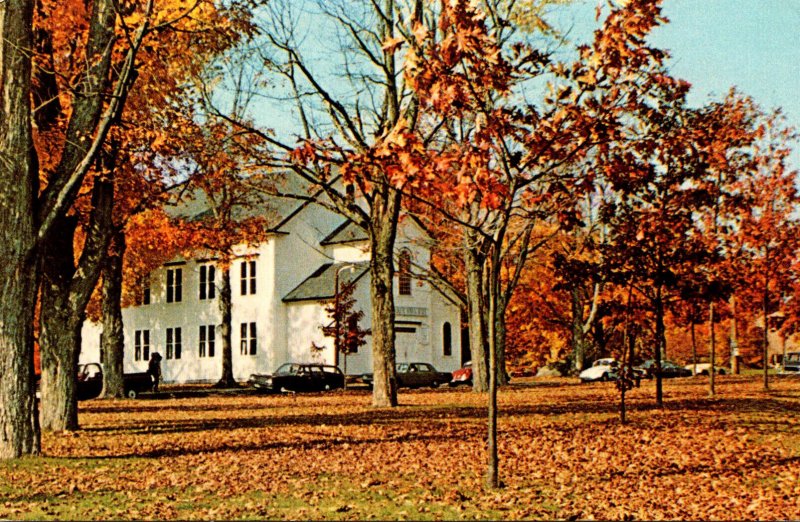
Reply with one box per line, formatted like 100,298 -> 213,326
450,361 -> 473,387
636,359 -> 692,379
362,362 -> 452,389
684,362 -> 728,376
579,358 -> 618,382
76,362 -> 154,400
782,351 -> 800,373
249,363 -> 345,393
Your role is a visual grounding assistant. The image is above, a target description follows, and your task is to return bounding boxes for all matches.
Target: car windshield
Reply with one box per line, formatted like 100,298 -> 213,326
396,363 -> 409,373
275,363 -> 302,375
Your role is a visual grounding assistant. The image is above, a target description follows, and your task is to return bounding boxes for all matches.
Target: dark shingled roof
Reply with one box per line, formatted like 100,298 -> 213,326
320,220 -> 368,245
283,261 -> 369,302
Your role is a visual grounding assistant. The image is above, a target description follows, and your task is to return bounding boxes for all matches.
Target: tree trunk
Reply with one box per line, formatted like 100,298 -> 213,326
0,0 -> 41,459
485,248 -> 499,489
40,176 -> 114,430
762,281 -> 770,391
465,232 -> 488,393
369,188 -> 400,408
571,286 -> 587,373
494,302 -> 509,386
39,218 -> 82,431
101,230 -> 126,398
690,321 -> 697,377
654,288 -> 664,407
729,295 -> 739,375
708,301 -> 716,397
216,267 -> 236,387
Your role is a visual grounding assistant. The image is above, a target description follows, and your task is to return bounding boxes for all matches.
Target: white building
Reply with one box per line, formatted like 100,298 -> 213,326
80,192 -> 463,383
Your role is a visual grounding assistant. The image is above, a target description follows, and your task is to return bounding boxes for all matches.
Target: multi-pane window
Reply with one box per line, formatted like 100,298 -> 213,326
443,322 -> 452,357
240,322 -> 257,355
134,330 -> 150,361
166,327 -> 182,360
398,250 -> 412,295
199,325 -> 216,358
240,260 -> 256,295
199,265 -> 216,300
166,268 -> 183,303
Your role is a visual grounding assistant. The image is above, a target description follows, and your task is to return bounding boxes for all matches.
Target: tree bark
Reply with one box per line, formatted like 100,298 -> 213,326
654,287 -> 664,407
690,321 -> 697,377
369,188 -> 400,408
0,0 -> 41,459
494,301 -> 509,386
101,230 -> 126,398
465,231 -> 488,393
485,247 -> 499,489
40,176 -> 114,431
571,286 -> 587,373
708,301 -> 716,397
216,267 -> 236,387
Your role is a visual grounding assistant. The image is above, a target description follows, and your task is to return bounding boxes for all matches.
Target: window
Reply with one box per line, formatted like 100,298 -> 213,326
240,260 -> 257,295
240,322 -> 257,355
398,250 -> 412,295
166,327 -> 182,360
134,330 -> 150,361
443,322 -> 452,356
199,265 -> 216,300
135,276 -> 150,306
199,325 -> 216,358
166,268 -> 182,303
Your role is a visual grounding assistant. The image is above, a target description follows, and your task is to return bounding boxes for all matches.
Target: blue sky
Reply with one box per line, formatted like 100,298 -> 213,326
566,0 -> 800,166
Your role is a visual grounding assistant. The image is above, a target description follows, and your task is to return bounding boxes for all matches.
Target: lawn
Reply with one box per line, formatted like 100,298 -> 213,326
1,375 -> 798,520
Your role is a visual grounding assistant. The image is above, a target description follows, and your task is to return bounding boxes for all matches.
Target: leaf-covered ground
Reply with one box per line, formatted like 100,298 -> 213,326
1,375 -> 798,520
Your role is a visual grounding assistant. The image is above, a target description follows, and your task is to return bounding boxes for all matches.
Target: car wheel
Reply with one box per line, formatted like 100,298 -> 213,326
126,389 -> 138,399
719,369 -> 726,375
431,381 -> 439,389
324,384 -> 331,391
601,373 -> 608,382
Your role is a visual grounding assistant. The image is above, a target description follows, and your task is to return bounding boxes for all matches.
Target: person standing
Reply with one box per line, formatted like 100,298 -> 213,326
148,352 -> 162,392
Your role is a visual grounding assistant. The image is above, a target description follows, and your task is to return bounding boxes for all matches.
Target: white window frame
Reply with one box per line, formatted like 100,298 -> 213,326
166,327 -> 182,360
134,330 -> 150,361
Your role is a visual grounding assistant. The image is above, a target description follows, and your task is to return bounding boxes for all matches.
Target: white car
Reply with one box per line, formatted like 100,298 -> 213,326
684,363 -> 727,376
579,358 -> 618,382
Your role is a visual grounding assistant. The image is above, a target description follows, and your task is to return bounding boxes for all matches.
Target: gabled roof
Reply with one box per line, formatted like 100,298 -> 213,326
283,261 -> 369,303
166,172 -> 322,233
320,220 -> 368,245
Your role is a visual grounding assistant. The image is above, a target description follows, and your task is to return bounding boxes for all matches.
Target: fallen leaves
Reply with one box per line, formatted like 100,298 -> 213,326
0,376 -> 798,519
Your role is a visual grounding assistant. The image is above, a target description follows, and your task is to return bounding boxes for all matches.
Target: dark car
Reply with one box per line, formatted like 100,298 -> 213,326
636,359 -> 691,379
249,363 -> 345,393
362,362 -> 451,389
76,363 -> 154,400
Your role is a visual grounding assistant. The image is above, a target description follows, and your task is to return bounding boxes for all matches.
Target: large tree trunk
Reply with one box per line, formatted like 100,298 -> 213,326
216,267 -> 236,387
40,177 -> 114,430
101,230 -> 126,398
39,217 -> 80,431
369,189 -> 400,408
0,0 -> 41,459
465,232 -> 488,392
